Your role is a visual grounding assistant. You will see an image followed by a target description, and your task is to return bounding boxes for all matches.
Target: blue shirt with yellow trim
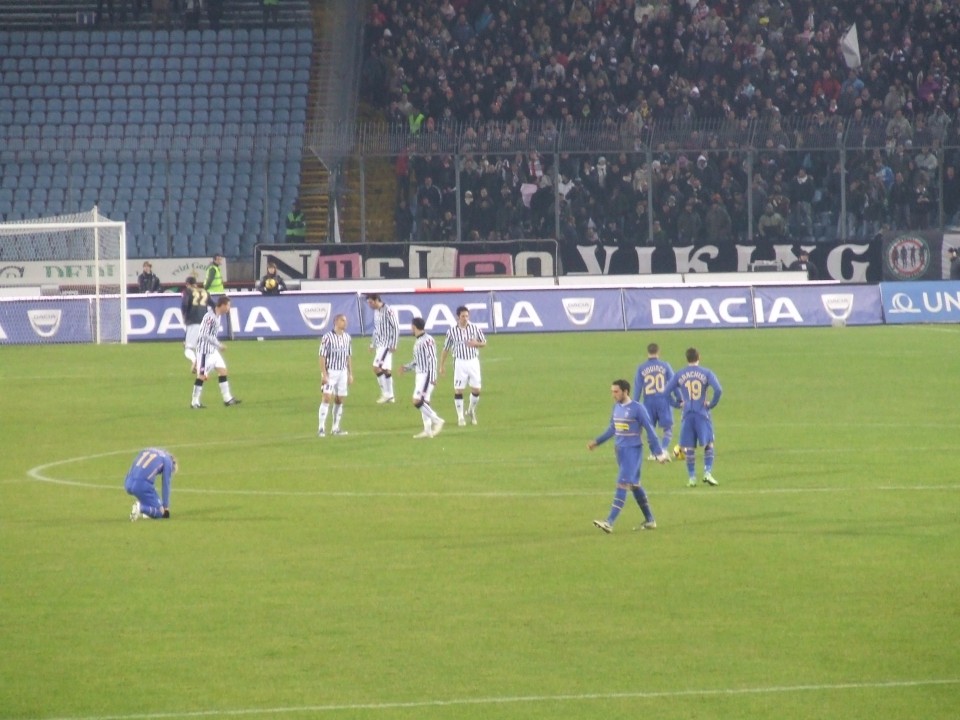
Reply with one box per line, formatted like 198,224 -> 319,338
595,400 -> 664,455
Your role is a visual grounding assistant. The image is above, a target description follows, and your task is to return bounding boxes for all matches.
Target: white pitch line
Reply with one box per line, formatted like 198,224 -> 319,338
24,451 -> 960,498
20,678 -> 960,720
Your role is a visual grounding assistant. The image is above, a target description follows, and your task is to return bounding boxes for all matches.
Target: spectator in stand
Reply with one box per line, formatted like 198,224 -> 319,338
285,199 -> 306,242
676,198 -> 703,246
416,176 -> 442,243
361,0 -> 960,249
137,261 -> 162,293
704,195 -> 734,247
943,166 -> 960,226
439,210 -> 457,243
889,171 -> 913,230
394,197 -> 414,242
758,203 -> 787,241
262,0 -> 279,26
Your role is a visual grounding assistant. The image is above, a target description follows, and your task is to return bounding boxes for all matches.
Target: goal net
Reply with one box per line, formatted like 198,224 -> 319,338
0,206 -> 128,344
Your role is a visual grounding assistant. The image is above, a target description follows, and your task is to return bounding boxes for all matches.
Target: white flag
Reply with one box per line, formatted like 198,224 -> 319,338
841,24 -> 861,68
332,199 -> 342,244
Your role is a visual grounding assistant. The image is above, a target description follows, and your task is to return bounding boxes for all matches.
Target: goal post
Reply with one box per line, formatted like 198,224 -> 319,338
0,206 -> 128,344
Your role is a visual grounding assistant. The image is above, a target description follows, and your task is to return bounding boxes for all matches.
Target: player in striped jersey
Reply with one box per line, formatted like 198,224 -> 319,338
190,296 -> 241,409
439,306 -> 486,426
365,294 -> 399,404
400,317 -> 445,438
317,314 -> 353,437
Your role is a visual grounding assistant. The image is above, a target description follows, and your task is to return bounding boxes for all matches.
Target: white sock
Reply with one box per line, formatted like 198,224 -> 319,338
425,402 -> 441,423
332,404 -> 343,431
377,375 -> 386,394
383,375 -> 394,396
218,378 -> 232,402
192,384 -> 203,404
318,402 -> 330,430
469,394 -> 480,413
454,397 -> 464,419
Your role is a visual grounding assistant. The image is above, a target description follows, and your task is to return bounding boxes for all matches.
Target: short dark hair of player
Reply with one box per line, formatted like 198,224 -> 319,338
412,317 -> 426,331
686,347 -> 700,363
647,342 -> 659,354
365,293 -> 382,302
613,378 -> 631,394
215,296 -> 231,308
456,305 -> 468,315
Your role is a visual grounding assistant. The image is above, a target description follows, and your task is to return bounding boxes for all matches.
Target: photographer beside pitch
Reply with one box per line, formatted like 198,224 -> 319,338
125,447 -> 176,521
949,246 -> 960,280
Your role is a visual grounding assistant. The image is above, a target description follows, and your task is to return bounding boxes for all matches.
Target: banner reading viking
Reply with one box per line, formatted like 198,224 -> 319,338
257,239 -> 887,281
256,240 -> 559,280
564,240 -> 885,281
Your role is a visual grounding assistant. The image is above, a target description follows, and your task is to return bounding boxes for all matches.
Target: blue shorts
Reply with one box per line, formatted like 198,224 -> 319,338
614,445 -> 643,486
679,415 -> 714,448
124,476 -> 163,511
644,399 -> 674,429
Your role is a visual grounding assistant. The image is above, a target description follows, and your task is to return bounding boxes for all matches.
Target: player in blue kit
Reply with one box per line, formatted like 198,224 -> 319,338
632,342 -> 678,459
664,347 -> 723,487
124,447 -> 177,521
589,379 -> 670,533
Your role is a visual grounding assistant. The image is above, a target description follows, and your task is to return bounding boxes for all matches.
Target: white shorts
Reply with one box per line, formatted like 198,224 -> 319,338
372,346 -> 394,371
322,368 -> 350,397
453,358 -> 481,390
185,324 -> 201,351
413,372 -> 435,402
197,349 -> 226,376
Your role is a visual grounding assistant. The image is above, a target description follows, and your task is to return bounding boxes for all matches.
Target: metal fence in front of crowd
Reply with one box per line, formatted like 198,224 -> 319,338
312,116 -> 960,248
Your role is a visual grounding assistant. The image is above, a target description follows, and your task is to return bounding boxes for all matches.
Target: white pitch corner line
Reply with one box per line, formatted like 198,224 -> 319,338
24,678 -> 960,720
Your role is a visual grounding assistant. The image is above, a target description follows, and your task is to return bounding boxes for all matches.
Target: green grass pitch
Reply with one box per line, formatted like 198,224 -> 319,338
2,326 -> 959,720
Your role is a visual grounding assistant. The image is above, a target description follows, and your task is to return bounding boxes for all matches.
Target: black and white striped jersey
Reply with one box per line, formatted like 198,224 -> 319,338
408,333 -> 438,379
320,330 -> 352,371
372,304 -> 399,348
443,323 -> 485,360
195,309 -> 223,356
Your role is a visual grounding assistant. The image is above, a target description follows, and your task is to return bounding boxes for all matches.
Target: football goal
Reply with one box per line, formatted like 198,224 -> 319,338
0,207 -> 128,344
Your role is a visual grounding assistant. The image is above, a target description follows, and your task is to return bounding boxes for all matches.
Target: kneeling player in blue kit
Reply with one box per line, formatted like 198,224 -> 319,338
124,447 -> 176,521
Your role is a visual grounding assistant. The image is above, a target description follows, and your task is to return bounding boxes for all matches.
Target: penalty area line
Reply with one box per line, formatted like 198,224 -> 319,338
23,678 -> 960,720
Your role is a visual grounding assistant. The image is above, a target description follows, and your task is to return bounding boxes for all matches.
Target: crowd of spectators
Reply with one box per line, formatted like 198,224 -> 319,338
361,0 -> 960,248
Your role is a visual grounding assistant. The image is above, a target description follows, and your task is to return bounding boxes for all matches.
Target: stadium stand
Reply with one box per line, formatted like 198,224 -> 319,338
361,0 -> 960,245
0,20 -> 312,260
